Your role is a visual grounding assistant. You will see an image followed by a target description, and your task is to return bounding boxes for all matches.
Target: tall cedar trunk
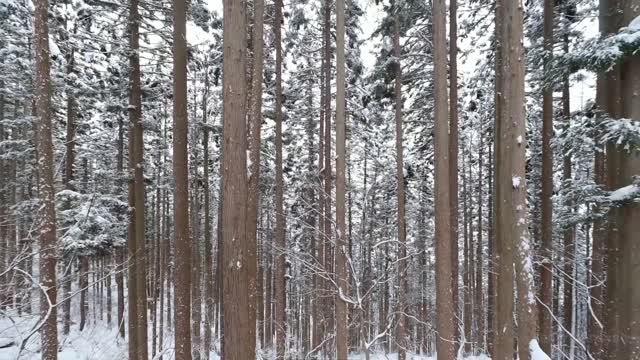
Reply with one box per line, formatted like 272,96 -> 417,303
192,178 -> 202,359
618,44 -> 640,360
492,0 -> 514,357
539,0 -> 554,353
173,0 -> 192,356
246,0 -> 264,350
495,0 -> 538,359
335,0 -> 348,356
305,79 -> 317,356
274,0 -> 287,356
433,0 -> 455,358
462,156 -> 471,354
203,65 -> 214,359
600,1 -> 622,358
34,0 -> 59,354
474,128 -> 484,353
323,0 -> 333,353
127,0 -> 148,356
392,13 -> 407,360
561,24 -> 574,356
221,0 -> 252,357
449,1 -> 460,348
486,142 -> 494,355
116,115 -> 125,339
79,256 -> 89,331
588,77 -> 606,359
613,2 -> 640,358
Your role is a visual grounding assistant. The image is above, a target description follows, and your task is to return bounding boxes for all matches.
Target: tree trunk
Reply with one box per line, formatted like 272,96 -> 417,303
433,0 -> 455,358
611,2 -> 640,358
539,0 -> 554,353
335,0 -> 349,356
495,0 -> 537,358
474,130 -> 485,354
116,115 -> 125,339
173,0 -> 192,357
246,0 -> 264,351
34,0 -> 59,354
449,1 -> 460,349
221,0 -> 252,357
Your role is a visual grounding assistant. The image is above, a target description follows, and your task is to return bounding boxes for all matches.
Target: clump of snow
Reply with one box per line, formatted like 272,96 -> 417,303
609,184 -> 640,201
48,35 -> 60,57
512,176 -> 522,189
628,15 -> 640,31
529,339 -> 552,360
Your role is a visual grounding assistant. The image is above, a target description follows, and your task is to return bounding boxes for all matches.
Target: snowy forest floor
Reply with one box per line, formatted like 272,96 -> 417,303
0,311 -> 492,360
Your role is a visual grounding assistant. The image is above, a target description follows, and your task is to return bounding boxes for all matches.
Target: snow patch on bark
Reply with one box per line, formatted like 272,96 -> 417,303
529,339 -> 552,360
609,184 -> 640,201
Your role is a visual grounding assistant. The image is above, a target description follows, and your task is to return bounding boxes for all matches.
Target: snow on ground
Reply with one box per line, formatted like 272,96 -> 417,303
347,354 -> 490,360
0,312 -> 495,360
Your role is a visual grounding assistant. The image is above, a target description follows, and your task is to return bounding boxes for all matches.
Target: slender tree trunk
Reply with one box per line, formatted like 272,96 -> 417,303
246,0 -> 264,351
116,115 -> 125,339
173,0 -> 192,357
486,142 -> 495,356
539,0 -> 554,353
449,1 -> 460,349
433,0 -> 455,358
221,0 -> 252,357
79,256 -> 89,331
463,156 -> 471,354
34,0 -> 59,354
474,130 -> 485,354
588,76 -> 606,359
335,0 -> 348,356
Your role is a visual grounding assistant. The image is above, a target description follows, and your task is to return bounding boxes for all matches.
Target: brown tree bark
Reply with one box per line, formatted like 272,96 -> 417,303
609,2 -> 640,359
600,1 -> 623,358
79,256 -> 89,331
463,155 -> 472,354
561,24 -> 574,355
335,0 -> 349,356
173,0 -> 192,357
34,0 -> 59,354
221,0 -> 252,357
246,0 -> 264,350
495,0 -> 537,358
449,0 -> 460,348
115,113 -> 125,338
588,76 -> 606,360
474,131 -> 485,354
539,0 -> 554,353
433,0 -> 455,358
127,0 -> 149,356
